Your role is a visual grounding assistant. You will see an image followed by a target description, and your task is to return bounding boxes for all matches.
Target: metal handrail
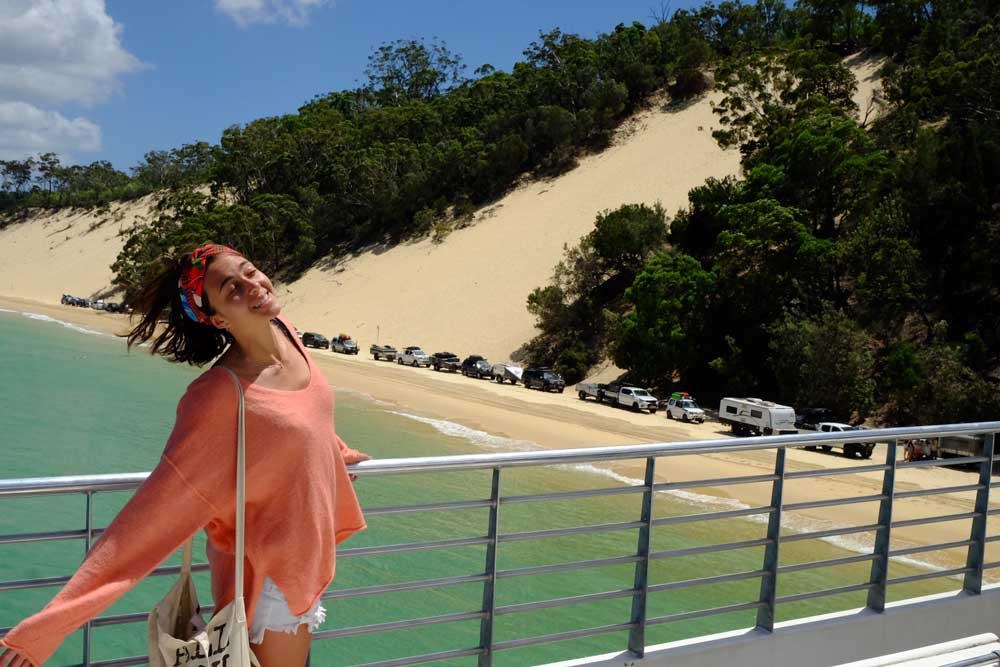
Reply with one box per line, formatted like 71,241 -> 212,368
0,422 -> 997,667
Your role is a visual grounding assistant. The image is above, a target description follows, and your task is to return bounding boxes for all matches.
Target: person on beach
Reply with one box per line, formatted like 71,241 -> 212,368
0,243 -> 369,667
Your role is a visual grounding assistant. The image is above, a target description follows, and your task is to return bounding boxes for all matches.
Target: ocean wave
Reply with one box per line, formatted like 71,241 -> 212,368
387,410 -> 541,452
20,311 -> 107,337
385,408 -> 954,576
0,307 -> 17,313
335,385 -> 395,408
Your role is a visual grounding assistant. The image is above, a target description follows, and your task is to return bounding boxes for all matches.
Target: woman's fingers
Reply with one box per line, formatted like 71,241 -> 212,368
0,649 -> 32,667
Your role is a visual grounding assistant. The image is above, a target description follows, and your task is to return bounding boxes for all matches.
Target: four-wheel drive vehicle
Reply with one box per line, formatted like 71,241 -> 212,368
431,351 -> 462,372
795,407 -> 837,431
301,332 -> 329,349
522,368 -> 566,393
398,346 -> 431,367
331,334 -> 359,354
602,384 -> 658,412
664,392 -> 704,422
491,364 -> 523,385
719,397 -> 797,436
370,344 -> 397,361
461,355 -> 493,378
815,422 -> 875,459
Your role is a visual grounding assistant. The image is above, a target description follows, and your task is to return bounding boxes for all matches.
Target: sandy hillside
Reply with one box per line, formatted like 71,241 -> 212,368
0,58 -> 884,363
0,194 -> 157,302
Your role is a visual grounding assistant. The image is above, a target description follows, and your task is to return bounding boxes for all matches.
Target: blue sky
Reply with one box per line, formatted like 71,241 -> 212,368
0,0 -> 699,172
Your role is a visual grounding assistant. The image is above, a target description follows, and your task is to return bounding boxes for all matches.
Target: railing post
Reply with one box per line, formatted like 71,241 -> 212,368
83,491 -> 94,666
627,457 -> 656,657
964,433 -> 995,595
477,467 -> 501,667
867,439 -> 897,612
755,447 -> 785,632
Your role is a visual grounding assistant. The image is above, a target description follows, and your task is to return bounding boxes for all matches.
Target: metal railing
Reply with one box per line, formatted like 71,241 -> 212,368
1,422 -> 999,667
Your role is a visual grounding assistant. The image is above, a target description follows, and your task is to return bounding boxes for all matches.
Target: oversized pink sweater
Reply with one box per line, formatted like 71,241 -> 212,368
0,316 -> 367,666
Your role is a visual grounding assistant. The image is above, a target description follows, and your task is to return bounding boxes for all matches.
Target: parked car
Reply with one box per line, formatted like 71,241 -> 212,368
431,351 -> 462,372
664,392 -> 705,422
491,363 -> 523,385
398,346 -> 432,367
576,383 -> 658,412
331,334 -> 359,354
90,299 -> 106,311
815,422 -> 876,459
795,407 -> 838,431
461,355 -> 493,379
523,368 -> 566,393
301,332 -> 329,349
370,344 -> 397,361
719,397 -> 797,436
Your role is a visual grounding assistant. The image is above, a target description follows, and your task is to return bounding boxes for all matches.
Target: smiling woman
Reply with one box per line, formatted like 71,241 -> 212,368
0,243 -> 371,667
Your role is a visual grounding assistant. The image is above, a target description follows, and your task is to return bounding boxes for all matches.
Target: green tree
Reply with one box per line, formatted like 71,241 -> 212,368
364,38 -> 466,106
614,251 -> 715,386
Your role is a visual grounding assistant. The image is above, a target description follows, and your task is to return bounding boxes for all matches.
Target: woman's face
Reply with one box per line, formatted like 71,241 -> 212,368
203,253 -> 281,330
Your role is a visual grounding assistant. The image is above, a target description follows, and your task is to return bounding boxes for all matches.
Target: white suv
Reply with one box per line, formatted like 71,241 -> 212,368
665,396 -> 705,423
397,346 -> 431,367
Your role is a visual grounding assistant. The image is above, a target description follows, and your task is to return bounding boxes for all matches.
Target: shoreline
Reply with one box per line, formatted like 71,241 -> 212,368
1,293 -> 991,575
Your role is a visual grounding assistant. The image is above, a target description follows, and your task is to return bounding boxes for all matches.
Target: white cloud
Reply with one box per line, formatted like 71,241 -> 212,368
0,101 -> 101,161
0,0 -> 143,107
0,1 -> 139,161
215,0 -> 330,27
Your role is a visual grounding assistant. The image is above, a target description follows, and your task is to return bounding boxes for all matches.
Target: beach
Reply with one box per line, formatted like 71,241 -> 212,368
1,293 -> 990,576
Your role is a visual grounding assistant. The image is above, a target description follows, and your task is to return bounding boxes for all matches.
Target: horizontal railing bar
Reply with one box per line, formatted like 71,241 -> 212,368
652,506 -> 775,527
653,473 -> 778,491
362,498 -> 492,515
498,520 -> 645,543
783,494 -> 886,512
888,567 -> 971,586
651,538 -> 772,560
776,582 -> 873,605
986,535 -> 1000,543
349,647 -> 485,667
784,463 -> 890,480
898,456 -> 988,469
496,555 -> 641,579
337,535 -> 490,558
501,485 -> 647,504
777,553 -> 878,574
77,655 -> 148,667
780,524 -> 883,543
314,610 -> 486,640
88,610 -> 149,628
989,509 -> 1000,517
648,569 -> 767,593
491,622 -> 634,651
494,587 -> 636,615
890,540 -> 975,558
0,528 -> 88,545
647,600 -> 765,626
892,512 -> 978,529
894,484 -> 983,499
324,573 -> 490,600
983,561 -> 1000,570
4,424 -> 995,490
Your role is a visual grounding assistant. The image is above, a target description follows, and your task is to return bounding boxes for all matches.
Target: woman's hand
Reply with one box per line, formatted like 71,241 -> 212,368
348,452 -> 372,482
0,647 -> 36,667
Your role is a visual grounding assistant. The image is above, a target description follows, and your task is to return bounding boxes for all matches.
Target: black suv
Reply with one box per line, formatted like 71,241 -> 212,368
301,332 -> 329,349
461,355 -> 492,379
431,351 -> 462,372
522,367 -> 566,393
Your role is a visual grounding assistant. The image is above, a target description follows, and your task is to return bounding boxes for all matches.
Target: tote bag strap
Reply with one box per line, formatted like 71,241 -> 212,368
220,367 -> 248,602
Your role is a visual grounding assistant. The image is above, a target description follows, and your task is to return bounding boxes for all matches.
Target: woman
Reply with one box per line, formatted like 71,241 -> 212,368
0,244 -> 369,667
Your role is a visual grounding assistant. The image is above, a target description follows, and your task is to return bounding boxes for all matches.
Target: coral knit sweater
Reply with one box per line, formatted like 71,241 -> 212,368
0,316 -> 367,666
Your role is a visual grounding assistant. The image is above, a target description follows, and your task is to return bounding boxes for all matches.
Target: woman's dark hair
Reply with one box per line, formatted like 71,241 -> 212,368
124,250 -> 233,365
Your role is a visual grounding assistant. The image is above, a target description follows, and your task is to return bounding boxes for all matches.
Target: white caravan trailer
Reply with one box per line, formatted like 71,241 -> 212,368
719,397 -> 797,436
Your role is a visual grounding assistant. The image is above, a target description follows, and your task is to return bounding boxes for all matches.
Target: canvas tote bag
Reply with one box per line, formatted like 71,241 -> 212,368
147,368 -> 260,667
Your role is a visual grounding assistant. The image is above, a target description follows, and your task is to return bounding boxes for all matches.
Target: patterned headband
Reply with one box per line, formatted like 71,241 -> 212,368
178,244 -> 243,324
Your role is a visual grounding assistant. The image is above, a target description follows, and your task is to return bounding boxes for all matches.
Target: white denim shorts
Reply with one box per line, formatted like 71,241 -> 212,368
250,577 -> 327,645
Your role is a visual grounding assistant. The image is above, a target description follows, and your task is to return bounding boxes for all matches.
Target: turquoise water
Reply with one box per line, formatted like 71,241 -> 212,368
0,309 -> 956,666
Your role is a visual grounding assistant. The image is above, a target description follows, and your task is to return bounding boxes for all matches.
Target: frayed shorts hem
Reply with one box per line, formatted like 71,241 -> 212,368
249,577 -> 327,645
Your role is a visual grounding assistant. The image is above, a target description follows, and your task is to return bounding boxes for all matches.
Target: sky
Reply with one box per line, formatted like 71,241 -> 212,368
0,0 -> 701,172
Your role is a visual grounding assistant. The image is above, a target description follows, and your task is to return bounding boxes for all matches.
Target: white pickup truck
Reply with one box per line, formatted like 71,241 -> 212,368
576,383 -> 659,413
397,346 -> 432,367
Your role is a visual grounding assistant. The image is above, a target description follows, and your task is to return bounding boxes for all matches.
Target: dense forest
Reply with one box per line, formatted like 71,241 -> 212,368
1,1 -> 998,425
